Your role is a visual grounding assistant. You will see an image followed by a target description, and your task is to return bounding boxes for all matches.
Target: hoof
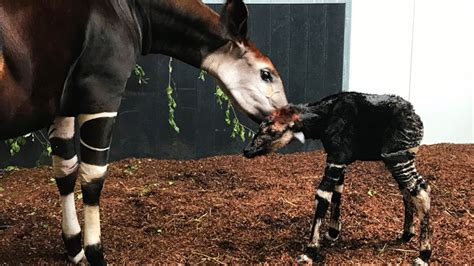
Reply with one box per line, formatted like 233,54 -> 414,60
413,257 -> 428,266
295,254 -> 313,265
68,249 -> 85,264
304,245 -> 320,261
324,231 -> 339,243
85,244 -> 106,266
399,232 -> 415,242
62,232 -> 83,264
305,244 -> 320,254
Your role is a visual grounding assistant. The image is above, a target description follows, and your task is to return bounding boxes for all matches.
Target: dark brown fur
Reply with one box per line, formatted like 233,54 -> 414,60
0,0 -> 89,138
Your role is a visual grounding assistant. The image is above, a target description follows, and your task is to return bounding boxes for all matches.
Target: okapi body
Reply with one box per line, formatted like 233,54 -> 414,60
0,0 -> 288,264
244,92 -> 431,265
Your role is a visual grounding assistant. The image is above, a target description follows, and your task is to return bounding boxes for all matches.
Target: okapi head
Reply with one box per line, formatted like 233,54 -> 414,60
142,0 -> 287,122
201,0 -> 288,122
243,105 -> 305,158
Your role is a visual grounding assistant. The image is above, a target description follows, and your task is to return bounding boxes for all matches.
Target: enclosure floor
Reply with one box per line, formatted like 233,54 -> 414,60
0,144 -> 472,264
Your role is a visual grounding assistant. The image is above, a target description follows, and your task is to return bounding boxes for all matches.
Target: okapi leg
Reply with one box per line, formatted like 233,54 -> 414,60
325,173 -> 345,242
401,189 -> 416,241
49,117 -> 84,263
78,112 -> 117,266
307,162 -> 346,253
383,148 -> 431,265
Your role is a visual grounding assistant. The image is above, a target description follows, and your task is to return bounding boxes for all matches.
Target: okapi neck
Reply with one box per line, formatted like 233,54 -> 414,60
298,105 -> 325,140
136,0 -> 228,68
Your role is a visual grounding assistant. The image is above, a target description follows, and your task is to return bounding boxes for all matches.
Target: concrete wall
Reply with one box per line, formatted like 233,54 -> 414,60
349,0 -> 474,144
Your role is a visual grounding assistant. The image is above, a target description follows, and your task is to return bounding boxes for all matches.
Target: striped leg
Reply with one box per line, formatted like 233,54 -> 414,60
324,174 -> 345,242
400,189 -> 416,241
383,148 -> 431,265
78,112 -> 117,266
307,163 -> 346,254
49,117 -> 84,263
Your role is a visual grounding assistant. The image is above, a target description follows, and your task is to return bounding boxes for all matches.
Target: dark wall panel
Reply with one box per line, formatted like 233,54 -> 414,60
289,4 -> 309,104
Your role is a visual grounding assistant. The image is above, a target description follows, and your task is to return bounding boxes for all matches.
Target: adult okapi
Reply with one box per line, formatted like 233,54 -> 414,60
0,0 -> 288,264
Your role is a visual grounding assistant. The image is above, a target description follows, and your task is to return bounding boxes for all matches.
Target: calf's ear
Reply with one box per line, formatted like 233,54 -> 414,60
221,0 -> 249,41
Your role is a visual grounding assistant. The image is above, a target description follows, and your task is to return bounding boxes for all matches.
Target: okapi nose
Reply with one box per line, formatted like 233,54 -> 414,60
243,144 -> 259,158
243,146 -> 254,158
243,143 -> 266,158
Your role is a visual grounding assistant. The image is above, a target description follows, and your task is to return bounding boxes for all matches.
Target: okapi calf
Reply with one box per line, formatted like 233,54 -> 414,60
243,92 -> 431,265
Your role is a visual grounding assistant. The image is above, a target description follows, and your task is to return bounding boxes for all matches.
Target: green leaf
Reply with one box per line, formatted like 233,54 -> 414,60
5,134 -> 34,156
133,64 -> 148,85
165,82 -> 180,133
166,85 -> 173,95
168,118 -> 180,133
123,164 -> 139,175
224,109 -> 231,125
4,166 -> 19,172
215,87 -> 224,97
213,85 -> 257,142
198,70 -> 207,81
232,118 -> 240,134
239,126 -> 246,141
368,189 -> 377,197
46,146 -> 52,156
10,141 -> 20,156
5,165 -> 20,172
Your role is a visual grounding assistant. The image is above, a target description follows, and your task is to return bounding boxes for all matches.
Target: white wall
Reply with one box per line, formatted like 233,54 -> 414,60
349,0 -> 474,144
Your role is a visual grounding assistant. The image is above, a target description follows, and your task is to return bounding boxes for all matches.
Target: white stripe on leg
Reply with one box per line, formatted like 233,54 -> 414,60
79,162 -> 108,183
78,112 -> 117,127
309,219 -> 322,247
84,205 -> 101,246
334,184 -> 344,193
79,163 -> 107,247
53,155 -> 80,237
49,117 -> 75,139
69,249 -> 85,264
316,189 -> 333,201
61,193 -> 81,236
53,155 -> 78,177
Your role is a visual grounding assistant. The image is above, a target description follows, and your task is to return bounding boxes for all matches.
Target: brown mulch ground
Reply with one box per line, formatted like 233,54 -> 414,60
0,143 -> 473,264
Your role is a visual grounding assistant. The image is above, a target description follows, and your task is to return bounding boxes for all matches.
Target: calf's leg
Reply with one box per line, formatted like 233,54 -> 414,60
383,148 -> 431,265
307,162 -> 346,253
49,117 -> 84,263
324,174 -> 345,242
401,189 -> 416,241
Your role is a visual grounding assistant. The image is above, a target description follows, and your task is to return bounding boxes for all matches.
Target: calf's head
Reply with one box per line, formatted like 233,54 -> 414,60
243,105 -> 305,158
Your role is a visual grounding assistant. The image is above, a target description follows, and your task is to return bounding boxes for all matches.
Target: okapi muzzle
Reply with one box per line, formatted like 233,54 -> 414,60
243,106 -> 305,158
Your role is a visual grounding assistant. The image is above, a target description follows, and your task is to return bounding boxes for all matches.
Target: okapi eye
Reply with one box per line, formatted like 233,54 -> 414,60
260,69 -> 272,82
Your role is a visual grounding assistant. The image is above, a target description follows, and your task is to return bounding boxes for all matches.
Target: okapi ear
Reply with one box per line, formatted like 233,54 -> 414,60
221,0 -> 249,41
